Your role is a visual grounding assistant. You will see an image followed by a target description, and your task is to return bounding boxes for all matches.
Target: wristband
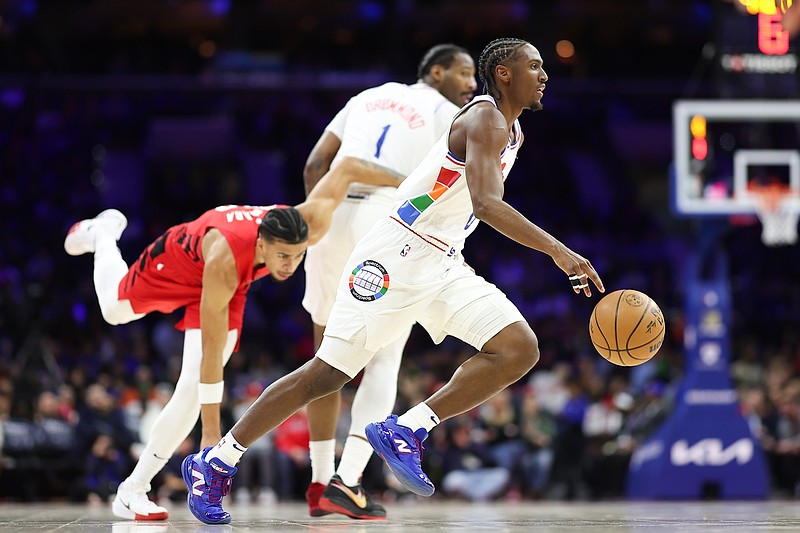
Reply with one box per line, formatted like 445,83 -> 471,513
198,381 -> 225,404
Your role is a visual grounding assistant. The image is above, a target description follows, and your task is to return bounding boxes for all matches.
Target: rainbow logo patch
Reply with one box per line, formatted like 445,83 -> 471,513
397,156 -> 463,225
349,260 -> 390,302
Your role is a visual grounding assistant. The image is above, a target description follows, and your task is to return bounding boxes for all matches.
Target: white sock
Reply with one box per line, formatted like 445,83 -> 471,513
127,451 -> 169,488
397,402 -> 440,434
337,436 -> 374,487
206,431 -> 247,466
309,439 -> 336,484
93,233 -> 130,313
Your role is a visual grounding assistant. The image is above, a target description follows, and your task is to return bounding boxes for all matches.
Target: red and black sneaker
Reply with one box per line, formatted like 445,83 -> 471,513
318,475 -> 387,520
305,482 -> 332,517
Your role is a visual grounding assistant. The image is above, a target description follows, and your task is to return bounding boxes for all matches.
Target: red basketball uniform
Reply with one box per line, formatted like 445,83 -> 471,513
118,205 -> 281,337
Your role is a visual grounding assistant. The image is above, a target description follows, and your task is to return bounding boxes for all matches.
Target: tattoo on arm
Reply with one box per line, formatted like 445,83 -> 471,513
304,156 -> 332,195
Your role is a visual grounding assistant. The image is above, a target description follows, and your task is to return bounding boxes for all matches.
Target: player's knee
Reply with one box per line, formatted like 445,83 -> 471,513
97,298 -> 138,325
305,357 -> 351,397
502,324 -> 540,379
100,306 -> 130,326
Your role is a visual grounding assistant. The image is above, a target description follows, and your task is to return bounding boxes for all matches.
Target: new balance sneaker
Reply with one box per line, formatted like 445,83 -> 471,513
318,475 -> 386,520
111,479 -> 169,521
182,447 -> 238,525
64,208 -> 128,256
305,482 -> 332,517
365,415 -> 435,497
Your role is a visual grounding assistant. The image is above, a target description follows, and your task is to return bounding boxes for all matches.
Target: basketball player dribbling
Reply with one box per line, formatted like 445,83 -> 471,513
63,157 -> 400,521
183,37 -> 604,526
301,43 -> 476,520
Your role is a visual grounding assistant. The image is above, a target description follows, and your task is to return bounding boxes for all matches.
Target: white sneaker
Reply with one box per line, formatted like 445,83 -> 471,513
112,479 -> 169,521
64,208 -> 128,256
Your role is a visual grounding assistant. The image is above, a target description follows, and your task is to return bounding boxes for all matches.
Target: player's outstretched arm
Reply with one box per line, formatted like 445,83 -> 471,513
297,156 -> 406,245
459,104 -> 604,296
198,229 -> 239,449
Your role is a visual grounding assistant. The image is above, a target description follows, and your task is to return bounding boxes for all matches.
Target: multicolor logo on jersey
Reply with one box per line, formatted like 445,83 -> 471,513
397,153 -> 464,225
349,260 -> 390,302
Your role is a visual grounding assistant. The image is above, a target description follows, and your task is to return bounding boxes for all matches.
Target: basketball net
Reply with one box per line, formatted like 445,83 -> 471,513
749,183 -> 799,246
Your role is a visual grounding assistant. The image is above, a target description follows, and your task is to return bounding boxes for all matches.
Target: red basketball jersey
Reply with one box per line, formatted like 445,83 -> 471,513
119,205 -> 281,336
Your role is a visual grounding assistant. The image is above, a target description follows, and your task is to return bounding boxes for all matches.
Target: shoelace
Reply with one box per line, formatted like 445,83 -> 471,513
413,435 -> 425,463
205,473 -> 233,503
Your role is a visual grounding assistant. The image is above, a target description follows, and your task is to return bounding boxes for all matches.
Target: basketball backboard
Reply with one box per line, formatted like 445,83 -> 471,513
672,100 -> 800,217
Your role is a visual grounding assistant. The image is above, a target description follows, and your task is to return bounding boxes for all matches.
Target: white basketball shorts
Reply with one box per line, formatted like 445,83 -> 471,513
302,193 -> 394,326
317,217 -> 526,378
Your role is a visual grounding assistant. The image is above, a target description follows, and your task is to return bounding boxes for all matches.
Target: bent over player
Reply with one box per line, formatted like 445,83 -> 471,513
64,157 -> 400,521
182,37 -> 604,525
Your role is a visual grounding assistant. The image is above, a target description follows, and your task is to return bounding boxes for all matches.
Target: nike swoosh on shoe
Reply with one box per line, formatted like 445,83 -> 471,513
332,482 -> 367,508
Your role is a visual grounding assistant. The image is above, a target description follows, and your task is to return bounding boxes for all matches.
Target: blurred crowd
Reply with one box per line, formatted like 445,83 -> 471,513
1,0 -> 799,506
0,77 -> 798,505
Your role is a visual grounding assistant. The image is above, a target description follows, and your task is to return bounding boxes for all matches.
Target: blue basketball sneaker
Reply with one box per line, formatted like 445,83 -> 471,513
365,415 -> 435,496
182,446 -> 238,524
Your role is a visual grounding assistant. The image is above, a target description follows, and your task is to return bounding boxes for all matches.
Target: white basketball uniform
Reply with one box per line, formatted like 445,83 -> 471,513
302,82 -> 461,325
318,95 -> 528,378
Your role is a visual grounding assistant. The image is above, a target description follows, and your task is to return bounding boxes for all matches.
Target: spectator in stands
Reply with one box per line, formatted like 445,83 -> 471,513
477,388 -> 525,494
518,386 -> 556,499
84,434 -> 128,504
232,381 -> 279,504
440,418 -> 510,502
273,407 -> 311,501
75,384 -> 137,475
582,375 -> 632,498
548,377 -> 589,500
33,390 -> 77,499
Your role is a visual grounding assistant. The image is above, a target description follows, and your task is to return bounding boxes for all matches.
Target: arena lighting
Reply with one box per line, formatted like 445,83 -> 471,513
737,0 -> 792,15
690,115 -> 708,161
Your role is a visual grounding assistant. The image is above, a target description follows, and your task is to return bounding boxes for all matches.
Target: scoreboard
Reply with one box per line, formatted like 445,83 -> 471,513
714,0 -> 797,97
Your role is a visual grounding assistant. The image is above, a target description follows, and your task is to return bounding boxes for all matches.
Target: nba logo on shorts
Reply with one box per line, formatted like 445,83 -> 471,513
349,260 -> 390,302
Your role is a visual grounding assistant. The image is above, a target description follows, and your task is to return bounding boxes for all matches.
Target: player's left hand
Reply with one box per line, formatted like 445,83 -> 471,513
551,246 -> 604,297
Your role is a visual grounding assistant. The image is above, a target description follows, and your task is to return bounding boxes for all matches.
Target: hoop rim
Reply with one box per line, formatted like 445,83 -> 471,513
747,182 -> 799,212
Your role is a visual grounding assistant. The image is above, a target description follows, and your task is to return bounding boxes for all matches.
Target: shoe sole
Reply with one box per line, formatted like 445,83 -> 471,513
64,221 -> 95,256
111,497 -> 169,521
318,496 -> 386,520
181,453 -> 232,525
308,507 -> 333,517
364,424 -> 435,497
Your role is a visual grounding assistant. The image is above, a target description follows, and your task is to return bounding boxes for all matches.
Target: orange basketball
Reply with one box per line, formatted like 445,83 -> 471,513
589,289 -> 665,366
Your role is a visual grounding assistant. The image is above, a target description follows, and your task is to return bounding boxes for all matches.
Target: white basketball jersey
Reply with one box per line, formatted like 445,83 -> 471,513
392,95 -> 523,255
325,82 -> 460,199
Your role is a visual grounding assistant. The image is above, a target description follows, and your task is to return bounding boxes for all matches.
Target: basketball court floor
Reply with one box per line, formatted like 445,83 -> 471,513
1,499 -> 800,532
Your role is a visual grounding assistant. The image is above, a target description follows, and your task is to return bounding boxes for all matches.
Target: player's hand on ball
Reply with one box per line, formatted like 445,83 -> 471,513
551,246 -> 604,297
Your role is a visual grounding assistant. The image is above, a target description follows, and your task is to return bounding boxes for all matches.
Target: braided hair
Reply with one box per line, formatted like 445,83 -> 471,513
417,43 -> 470,79
478,38 -> 529,101
258,206 -> 308,244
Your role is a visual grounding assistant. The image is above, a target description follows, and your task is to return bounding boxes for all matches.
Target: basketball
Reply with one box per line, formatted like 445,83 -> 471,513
589,289 -> 665,366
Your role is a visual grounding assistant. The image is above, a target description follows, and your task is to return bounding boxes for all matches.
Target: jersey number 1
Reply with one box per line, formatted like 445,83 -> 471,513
374,124 -> 391,158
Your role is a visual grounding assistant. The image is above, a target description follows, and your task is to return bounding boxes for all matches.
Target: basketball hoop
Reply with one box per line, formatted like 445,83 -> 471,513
749,183 -> 799,246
